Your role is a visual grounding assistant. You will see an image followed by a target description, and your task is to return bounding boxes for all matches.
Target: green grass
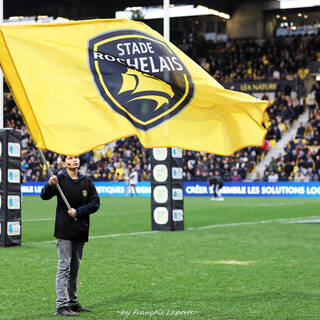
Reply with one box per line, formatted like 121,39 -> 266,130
1,196 -> 320,319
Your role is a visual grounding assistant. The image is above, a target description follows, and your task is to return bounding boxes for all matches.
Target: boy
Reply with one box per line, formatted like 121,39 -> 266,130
128,165 -> 139,196
208,170 -> 224,201
40,155 -> 100,317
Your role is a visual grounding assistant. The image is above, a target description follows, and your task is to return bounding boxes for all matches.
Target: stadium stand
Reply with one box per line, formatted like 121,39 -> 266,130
185,35 -> 318,82
262,82 -> 320,182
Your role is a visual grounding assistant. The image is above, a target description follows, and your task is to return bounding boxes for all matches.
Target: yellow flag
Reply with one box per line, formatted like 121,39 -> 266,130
0,19 -> 267,156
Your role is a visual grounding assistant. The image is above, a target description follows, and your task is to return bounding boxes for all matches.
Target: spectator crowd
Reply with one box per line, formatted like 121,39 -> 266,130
263,82 -> 320,182
185,34 -> 319,83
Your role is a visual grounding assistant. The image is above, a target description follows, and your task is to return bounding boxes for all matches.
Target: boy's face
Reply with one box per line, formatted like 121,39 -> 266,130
64,156 -> 80,169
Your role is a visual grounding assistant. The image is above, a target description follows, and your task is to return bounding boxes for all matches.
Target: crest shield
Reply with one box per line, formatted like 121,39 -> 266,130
88,30 -> 194,131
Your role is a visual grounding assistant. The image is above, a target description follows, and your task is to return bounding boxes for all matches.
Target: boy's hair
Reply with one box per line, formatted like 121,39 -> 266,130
60,155 -> 80,161
60,155 -> 82,168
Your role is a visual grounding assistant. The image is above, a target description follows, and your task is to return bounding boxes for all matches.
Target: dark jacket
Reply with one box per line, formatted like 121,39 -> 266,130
40,170 -> 100,242
208,175 -> 223,187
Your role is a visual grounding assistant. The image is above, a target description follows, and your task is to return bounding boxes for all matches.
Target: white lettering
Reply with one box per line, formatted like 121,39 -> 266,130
21,186 -> 34,193
139,57 -> 149,72
126,58 -> 139,69
131,42 -> 140,54
118,42 -> 155,55
261,186 -> 305,195
104,54 -> 116,61
172,57 -> 183,70
149,56 -> 160,72
95,186 -> 125,195
117,43 -> 125,56
93,50 -> 184,75
35,186 -> 43,193
247,186 -> 260,194
139,42 -> 148,54
136,186 -> 151,193
166,56 -> 175,70
221,186 -> 246,194
116,58 -> 126,65
146,42 -> 154,53
185,185 -> 208,194
93,52 -> 104,60
306,186 -> 320,195
159,56 -> 171,71
123,42 -> 131,55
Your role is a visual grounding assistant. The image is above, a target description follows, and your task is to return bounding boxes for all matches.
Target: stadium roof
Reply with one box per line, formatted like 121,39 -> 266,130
4,0 -> 262,20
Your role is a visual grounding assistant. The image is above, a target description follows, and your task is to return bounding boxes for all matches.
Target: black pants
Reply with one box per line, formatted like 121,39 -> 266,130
213,182 -> 223,198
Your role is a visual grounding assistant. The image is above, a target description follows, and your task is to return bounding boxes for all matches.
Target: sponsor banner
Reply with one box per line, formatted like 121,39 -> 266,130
22,182 -> 46,196
7,195 -> 20,210
152,148 -> 168,161
153,207 -> 169,225
8,142 -> 21,157
153,164 -> 168,182
172,209 -> 184,222
224,80 -> 295,93
172,188 -> 183,200
153,185 -> 169,203
184,181 -> 320,198
22,181 -> 151,197
172,167 -> 183,180
7,221 -> 20,236
8,169 -> 20,183
171,148 -> 182,158
22,181 -> 320,198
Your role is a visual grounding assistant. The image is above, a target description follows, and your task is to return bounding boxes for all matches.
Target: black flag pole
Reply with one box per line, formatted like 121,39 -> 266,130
37,148 -> 77,220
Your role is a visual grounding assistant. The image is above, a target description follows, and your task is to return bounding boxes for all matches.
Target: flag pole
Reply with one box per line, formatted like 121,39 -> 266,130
0,0 -> 3,129
163,0 -> 170,40
163,0 -> 170,130
37,147 -> 73,212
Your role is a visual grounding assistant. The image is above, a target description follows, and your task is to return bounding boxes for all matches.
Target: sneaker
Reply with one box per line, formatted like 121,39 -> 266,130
217,197 -> 224,201
71,303 -> 91,313
210,197 -> 216,201
54,307 -> 79,316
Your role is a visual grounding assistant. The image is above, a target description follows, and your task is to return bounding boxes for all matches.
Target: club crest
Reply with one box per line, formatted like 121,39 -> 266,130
88,29 -> 194,131
82,190 -> 88,198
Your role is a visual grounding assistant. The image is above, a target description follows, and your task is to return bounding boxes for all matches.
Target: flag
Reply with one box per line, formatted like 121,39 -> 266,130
0,19 -> 268,156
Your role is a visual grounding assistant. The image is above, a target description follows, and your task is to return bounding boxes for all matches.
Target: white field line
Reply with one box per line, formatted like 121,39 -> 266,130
284,219 -> 320,224
23,217 -> 54,222
22,202 -> 310,223
26,230 -> 158,245
186,216 -> 320,230
24,199 -> 320,223
24,216 -> 320,245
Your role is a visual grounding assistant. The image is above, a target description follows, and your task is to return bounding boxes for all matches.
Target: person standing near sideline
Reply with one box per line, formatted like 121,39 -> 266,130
129,165 -> 139,196
40,155 -> 100,317
207,170 -> 224,201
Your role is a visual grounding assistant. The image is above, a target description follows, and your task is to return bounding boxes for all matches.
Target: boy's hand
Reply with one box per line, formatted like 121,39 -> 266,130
68,208 -> 77,219
48,175 -> 58,186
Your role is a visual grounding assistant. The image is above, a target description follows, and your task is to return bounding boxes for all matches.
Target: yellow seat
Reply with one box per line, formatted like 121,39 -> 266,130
264,121 -> 271,129
279,123 -> 287,133
269,139 -> 276,147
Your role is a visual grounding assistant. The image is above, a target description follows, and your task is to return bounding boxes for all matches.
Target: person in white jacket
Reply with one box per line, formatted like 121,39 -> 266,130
129,165 -> 139,196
